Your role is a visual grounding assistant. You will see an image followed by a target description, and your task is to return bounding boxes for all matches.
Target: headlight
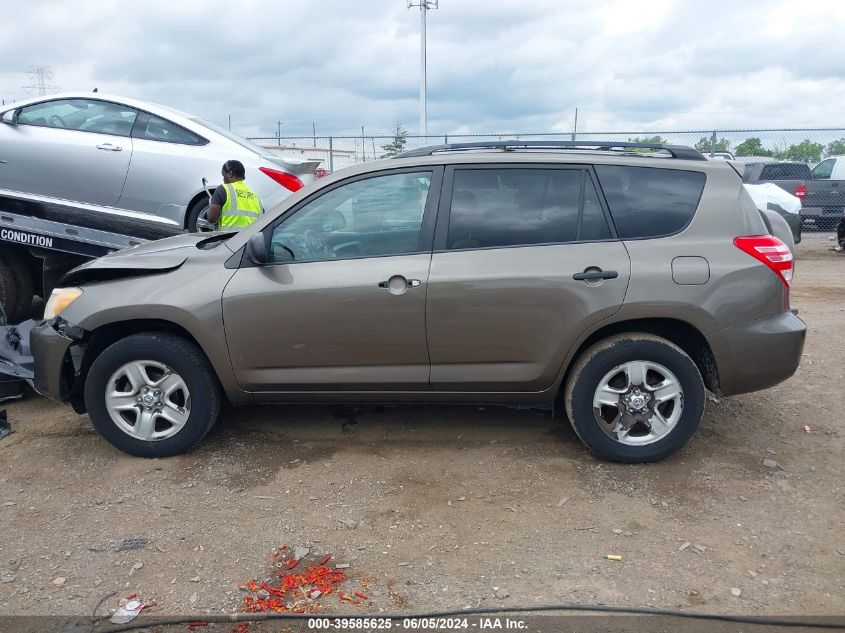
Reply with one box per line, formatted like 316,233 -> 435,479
44,287 -> 83,320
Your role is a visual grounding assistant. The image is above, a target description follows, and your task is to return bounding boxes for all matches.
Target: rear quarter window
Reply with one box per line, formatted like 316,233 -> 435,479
595,165 -> 706,239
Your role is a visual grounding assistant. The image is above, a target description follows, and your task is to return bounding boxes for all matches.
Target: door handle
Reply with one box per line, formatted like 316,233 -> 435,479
573,269 -> 618,281
377,276 -> 422,294
96,143 -> 122,151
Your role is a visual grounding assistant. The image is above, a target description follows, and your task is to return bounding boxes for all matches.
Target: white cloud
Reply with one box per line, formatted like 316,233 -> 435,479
1,0 -> 844,138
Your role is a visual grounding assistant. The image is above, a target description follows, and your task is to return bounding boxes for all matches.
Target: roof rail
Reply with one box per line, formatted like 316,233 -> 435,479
393,140 -> 706,161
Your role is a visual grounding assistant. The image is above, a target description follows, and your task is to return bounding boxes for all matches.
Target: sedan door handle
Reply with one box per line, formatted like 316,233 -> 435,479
96,143 -> 122,151
573,268 -> 618,281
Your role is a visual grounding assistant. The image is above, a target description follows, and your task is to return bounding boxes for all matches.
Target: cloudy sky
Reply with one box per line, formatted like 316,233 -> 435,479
2,0 -> 844,138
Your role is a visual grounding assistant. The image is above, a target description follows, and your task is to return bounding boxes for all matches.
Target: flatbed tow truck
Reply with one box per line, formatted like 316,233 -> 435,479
0,192 -> 184,387
0,191 -> 184,323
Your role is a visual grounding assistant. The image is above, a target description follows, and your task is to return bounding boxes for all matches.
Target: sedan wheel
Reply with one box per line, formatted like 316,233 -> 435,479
195,205 -> 216,232
187,198 -> 216,232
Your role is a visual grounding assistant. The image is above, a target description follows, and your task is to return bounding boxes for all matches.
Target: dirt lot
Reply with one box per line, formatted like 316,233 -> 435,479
0,233 -> 843,622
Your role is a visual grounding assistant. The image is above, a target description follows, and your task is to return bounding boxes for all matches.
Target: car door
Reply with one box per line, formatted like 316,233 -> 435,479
426,165 -> 631,392
222,167 -> 442,393
117,111 -> 214,224
0,98 -> 135,206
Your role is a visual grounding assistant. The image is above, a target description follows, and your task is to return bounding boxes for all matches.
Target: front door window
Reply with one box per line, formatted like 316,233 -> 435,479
269,171 -> 433,263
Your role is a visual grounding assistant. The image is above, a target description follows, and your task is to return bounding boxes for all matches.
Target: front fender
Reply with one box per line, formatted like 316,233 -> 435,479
59,255 -> 245,403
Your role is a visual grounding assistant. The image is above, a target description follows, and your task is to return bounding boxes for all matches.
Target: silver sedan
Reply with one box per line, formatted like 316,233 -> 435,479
0,93 -> 317,231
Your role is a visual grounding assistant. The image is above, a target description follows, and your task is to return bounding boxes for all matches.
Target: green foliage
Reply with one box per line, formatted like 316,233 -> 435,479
779,139 -> 824,163
734,137 -> 773,157
380,122 -> 408,158
624,136 -> 667,153
695,136 -> 732,153
627,135 -> 667,145
825,138 -> 845,157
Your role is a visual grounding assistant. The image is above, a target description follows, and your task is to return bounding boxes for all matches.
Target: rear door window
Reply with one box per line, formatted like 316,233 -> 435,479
134,113 -> 205,145
595,165 -> 706,239
445,168 -> 611,250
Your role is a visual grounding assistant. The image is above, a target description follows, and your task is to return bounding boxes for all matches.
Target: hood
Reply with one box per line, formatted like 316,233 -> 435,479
60,232 -> 234,286
103,231 -> 233,257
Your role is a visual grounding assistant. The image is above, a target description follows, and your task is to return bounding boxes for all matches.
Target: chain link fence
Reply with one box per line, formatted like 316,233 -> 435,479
251,128 -> 845,230
249,128 -> 845,170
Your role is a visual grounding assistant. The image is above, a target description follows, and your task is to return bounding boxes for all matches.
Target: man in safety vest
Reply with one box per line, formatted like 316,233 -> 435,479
207,160 -> 262,229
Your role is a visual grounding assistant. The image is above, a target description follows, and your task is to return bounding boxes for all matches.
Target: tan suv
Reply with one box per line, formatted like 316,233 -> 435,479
31,141 -> 806,462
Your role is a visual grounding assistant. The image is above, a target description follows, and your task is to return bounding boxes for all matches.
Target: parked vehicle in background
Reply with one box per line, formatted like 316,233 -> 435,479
743,160 -> 845,230
701,151 -> 736,161
0,93 -> 318,232
743,182 -> 802,244
31,140 -> 805,463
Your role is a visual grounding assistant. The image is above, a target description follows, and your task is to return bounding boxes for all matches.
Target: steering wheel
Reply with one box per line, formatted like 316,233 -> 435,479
303,229 -> 334,259
50,114 -> 67,128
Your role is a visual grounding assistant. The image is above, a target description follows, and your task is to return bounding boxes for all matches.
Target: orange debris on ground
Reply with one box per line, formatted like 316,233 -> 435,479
240,546 -> 352,614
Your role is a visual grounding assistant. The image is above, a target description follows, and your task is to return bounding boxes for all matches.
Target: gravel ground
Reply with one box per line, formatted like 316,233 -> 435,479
0,232 -> 843,623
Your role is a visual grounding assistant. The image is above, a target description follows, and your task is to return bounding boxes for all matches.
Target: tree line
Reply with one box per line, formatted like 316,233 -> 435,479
630,135 -> 845,163
379,126 -> 845,164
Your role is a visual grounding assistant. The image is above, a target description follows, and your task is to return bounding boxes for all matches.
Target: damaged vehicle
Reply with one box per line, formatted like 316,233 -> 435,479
31,140 -> 806,462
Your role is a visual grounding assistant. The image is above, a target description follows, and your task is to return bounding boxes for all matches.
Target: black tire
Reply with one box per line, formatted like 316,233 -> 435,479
0,257 -> 18,326
564,333 -> 705,463
84,332 -> 222,457
2,250 -> 35,324
186,197 -> 211,232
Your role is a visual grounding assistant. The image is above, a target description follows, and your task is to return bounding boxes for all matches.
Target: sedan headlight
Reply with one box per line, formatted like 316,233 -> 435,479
44,287 -> 83,320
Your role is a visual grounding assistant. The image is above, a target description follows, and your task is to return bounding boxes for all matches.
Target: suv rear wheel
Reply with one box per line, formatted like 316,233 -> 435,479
84,332 -> 222,457
564,333 -> 705,463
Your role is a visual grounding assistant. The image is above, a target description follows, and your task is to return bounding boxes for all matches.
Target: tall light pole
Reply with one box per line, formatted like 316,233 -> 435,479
407,0 -> 438,137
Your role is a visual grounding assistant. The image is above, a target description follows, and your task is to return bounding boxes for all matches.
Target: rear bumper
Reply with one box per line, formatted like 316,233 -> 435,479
801,206 -> 844,219
30,320 -> 75,402
707,311 -> 806,396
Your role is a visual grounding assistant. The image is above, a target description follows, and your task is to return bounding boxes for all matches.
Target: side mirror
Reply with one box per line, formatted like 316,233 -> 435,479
1,110 -> 18,125
245,232 -> 268,265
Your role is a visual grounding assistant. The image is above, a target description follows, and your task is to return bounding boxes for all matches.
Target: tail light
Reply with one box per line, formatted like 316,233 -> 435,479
314,168 -> 331,179
259,167 -> 304,192
794,184 -> 806,200
734,235 -> 794,303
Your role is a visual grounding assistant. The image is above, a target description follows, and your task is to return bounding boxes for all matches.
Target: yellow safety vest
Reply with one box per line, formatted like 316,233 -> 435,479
220,180 -> 262,229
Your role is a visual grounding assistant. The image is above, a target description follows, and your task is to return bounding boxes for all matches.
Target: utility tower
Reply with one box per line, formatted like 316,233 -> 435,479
23,66 -> 60,96
407,0 -> 438,137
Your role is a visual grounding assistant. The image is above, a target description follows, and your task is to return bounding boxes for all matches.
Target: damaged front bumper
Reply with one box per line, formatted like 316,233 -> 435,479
31,318 -> 87,408
0,320 -> 36,382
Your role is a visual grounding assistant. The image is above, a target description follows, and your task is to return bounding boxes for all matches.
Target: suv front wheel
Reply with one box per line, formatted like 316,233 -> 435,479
84,332 -> 222,457
564,334 -> 705,463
